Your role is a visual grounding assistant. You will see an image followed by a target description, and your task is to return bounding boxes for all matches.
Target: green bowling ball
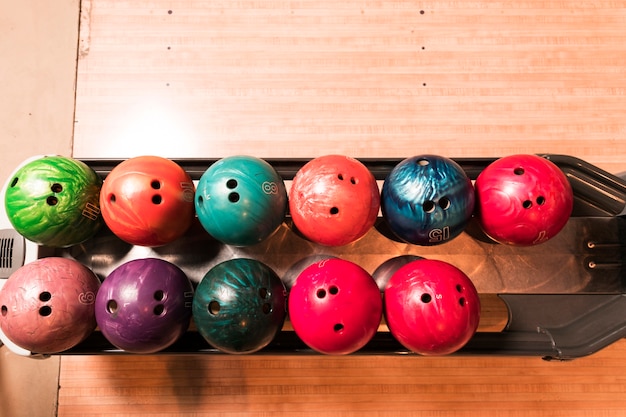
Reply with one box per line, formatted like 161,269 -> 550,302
192,258 -> 287,354
195,155 -> 287,246
5,155 -> 103,247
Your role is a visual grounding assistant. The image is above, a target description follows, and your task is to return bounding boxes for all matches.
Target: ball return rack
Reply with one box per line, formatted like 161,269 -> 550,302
1,154 -> 625,360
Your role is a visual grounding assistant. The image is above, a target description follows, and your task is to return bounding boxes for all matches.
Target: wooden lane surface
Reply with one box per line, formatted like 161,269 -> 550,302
63,1 -> 626,416
73,0 -> 626,174
59,339 -> 626,417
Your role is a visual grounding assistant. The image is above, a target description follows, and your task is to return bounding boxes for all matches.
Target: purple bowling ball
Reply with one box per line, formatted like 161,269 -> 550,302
95,258 -> 193,353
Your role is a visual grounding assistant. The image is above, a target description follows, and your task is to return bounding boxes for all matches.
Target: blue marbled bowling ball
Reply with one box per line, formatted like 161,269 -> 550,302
192,258 -> 287,354
381,155 -> 475,245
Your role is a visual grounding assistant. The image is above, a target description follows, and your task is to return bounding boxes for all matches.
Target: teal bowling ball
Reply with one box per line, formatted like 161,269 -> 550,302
381,155 -> 475,246
195,156 -> 287,246
192,258 -> 287,354
5,156 -> 103,247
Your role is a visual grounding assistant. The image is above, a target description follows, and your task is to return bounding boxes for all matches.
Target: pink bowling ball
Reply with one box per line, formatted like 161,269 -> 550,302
288,257 -> 382,354
0,257 -> 100,354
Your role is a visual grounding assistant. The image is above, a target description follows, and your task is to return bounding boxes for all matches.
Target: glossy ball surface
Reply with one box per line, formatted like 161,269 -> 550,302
372,255 -> 424,290
0,257 -> 100,354
5,156 -> 103,247
381,155 -> 475,246
193,258 -> 287,354
289,155 -> 380,246
95,258 -> 194,354
100,156 -> 195,247
195,156 -> 287,246
384,259 -> 480,355
288,258 -> 382,355
475,154 -> 574,246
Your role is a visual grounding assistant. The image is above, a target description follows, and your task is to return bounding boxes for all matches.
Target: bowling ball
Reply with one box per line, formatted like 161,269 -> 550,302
0,257 -> 100,354
288,258 -> 382,355
384,259 -> 480,355
371,255 -> 424,290
289,155 -> 380,246
100,156 -> 195,247
474,154 -> 574,246
381,155 -> 475,246
5,155 -> 103,247
95,258 -> 193,354
195,156 -> 287,246
193,258 -> 287,354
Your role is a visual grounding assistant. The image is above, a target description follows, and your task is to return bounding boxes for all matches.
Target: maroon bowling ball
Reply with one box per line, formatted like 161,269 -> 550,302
384,259 -> 480,355
0,257 -> 100,354
288,257 -> 382,355
475,154 -> 574,246
288,155 -> 380,246
95,258 -> 193,353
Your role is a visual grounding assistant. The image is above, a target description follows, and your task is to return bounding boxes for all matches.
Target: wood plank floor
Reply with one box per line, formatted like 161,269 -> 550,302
59,340 -> 626,417
72,0 -> 626,173
60,0 -> 626,416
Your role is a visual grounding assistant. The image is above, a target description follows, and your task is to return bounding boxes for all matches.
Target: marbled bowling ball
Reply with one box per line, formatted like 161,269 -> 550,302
384,259 -> 480,355
381,155 -> 475,246
384,259 -> 480,356
288,258 -> 382,355
95,258 -> 194,354
474,154 -> 574,246
195,155 -> 287,246
0,257 -> 100,354
193,258 -> 287,354
100,156 -> 195,247
5,155 -> 103,247
289,155 -> 380,246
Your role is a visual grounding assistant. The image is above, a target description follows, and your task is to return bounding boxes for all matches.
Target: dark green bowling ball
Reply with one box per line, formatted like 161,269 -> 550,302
192,258 -> 287,354
5,156 -> 103,247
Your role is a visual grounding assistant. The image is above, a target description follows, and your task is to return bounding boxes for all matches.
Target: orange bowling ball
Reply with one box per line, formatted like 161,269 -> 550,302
288,155 -> 380,246
100,156 -> 195,246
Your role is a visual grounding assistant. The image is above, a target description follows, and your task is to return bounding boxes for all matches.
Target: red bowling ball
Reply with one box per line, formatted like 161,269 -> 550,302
0,257 -> 100,354
288,155 -> 380,246
288,257 -> 382,355
475,154 -> 574,246
384,259 -> 480,355
100,156 -> 196,247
